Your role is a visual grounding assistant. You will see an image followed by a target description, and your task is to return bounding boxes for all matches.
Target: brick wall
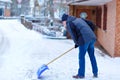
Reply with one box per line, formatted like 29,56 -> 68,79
69,0 -> 120,57
97,0 -> 116,57
115,0 -> 120,56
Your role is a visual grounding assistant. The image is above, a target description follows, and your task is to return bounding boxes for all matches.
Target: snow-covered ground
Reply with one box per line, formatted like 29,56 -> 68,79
0,19 -> 120,80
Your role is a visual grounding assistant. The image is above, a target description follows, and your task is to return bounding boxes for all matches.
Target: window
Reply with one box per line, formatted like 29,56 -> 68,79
103,5 -> 107,30
96,6 -> 102,28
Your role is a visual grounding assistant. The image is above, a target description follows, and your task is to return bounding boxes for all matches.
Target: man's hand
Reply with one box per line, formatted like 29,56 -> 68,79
75,44 -> 78,48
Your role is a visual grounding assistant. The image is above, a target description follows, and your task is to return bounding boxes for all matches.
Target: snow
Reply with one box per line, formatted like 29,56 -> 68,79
0,0 -> 12,3
0,19 -> 120,80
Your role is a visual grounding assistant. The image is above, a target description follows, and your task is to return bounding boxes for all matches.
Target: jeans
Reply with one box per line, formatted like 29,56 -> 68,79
78,40 -> 98,77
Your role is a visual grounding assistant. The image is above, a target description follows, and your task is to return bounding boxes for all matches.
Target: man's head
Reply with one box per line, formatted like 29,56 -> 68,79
61,13 -> 68,27
61,13 -> 68,22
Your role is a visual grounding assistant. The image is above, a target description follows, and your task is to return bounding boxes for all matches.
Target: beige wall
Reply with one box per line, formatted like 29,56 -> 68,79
115,0 -> 120,56
97,0 -> 116,57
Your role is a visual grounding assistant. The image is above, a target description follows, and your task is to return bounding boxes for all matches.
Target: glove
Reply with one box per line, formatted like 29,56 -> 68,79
75,44 -> 78,48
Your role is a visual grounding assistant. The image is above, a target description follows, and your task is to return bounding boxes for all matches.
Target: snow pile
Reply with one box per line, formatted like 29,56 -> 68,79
0,19 -> 120,80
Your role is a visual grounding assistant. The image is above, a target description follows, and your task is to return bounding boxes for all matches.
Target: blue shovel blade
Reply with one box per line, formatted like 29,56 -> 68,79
37,64 -> 49,78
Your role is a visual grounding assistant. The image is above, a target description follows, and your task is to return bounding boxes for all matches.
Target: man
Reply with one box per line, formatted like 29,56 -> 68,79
61,14 -> 98,79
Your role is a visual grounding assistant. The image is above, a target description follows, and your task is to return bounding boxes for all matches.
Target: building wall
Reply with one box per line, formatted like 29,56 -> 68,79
69,0 -> 120,57
4,8 -> 10,17
0,2 -> 11,17
97,0 -> 116,57
115,0 -> 120,56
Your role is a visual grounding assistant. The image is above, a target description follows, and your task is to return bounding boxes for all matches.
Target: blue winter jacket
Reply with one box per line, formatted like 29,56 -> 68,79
66,16 -> 96,46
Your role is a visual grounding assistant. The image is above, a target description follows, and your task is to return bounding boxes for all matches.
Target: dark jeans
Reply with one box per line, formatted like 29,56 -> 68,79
78,40 -> 98,77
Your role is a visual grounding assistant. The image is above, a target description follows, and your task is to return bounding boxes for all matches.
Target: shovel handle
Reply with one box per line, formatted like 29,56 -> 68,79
46,47 -> 75,65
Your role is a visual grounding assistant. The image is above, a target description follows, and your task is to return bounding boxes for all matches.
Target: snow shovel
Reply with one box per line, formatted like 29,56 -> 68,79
37,47 -> 75,78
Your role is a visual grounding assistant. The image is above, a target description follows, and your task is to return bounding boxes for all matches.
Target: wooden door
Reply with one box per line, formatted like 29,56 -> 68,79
76,9 -> 92,20
76,8 -> 98,35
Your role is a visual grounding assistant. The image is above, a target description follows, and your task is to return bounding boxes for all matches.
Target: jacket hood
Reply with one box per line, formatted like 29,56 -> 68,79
67,16 -> 76,22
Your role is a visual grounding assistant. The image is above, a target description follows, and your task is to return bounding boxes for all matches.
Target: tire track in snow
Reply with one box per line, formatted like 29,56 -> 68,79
0,30 -> 10,55
0,30 -> 10,68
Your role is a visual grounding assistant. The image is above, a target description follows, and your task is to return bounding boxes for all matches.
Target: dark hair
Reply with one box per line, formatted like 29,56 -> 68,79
61,14 -> 68,21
